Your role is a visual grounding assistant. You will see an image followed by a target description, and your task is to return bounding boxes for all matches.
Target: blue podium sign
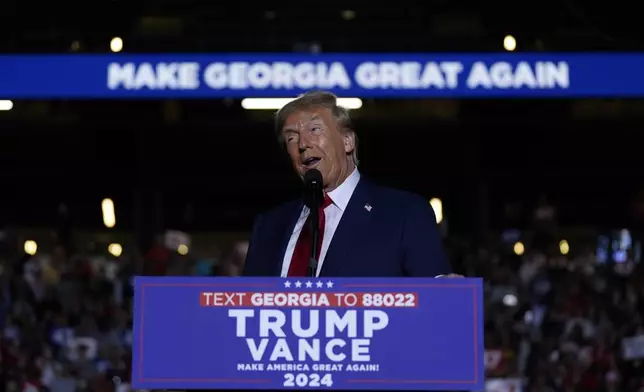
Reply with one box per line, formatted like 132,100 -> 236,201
131,277 -> 484,390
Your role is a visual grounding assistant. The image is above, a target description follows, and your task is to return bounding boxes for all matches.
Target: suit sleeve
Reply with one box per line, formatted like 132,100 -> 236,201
401,195 -> 452,277
242,213 -> 264,276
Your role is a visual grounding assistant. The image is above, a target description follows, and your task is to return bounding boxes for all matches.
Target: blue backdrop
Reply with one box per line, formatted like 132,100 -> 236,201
0,53 -> 642,98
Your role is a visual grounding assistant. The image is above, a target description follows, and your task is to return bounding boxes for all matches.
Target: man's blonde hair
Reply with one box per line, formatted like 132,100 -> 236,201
274,91 -> 359,166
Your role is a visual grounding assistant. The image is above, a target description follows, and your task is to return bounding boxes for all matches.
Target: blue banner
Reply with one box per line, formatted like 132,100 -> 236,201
1,53 -> 644,98
131,276 -> 484,390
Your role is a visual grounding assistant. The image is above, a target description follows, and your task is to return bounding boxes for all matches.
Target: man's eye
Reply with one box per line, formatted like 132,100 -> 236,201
311,127 -> 321,132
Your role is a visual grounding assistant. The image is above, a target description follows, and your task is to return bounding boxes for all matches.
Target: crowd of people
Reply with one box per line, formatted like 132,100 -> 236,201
0,231 -> 247,392
476,241 -> 644,392
0,224 -> 643,392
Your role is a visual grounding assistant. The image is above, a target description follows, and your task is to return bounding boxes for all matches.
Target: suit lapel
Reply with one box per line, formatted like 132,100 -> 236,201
320,179 -> 375,276
270,201 -> 303,276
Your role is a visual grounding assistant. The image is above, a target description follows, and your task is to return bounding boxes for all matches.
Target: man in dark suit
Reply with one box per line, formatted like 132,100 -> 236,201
243,91 -> 453,278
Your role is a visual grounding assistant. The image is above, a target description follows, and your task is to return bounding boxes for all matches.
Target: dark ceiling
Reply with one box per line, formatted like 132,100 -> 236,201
0,100 -> 641,232
2,1 -> 644,53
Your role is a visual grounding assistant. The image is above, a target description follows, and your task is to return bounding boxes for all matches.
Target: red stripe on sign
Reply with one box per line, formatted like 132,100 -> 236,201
199,292 -> 418,308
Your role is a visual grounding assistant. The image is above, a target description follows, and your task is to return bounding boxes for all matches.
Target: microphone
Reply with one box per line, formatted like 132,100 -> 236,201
303,169 -> 323,278
303,169 -> 323,207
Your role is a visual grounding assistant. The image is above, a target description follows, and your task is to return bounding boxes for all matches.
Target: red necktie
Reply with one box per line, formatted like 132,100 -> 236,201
287,194 -> 333,277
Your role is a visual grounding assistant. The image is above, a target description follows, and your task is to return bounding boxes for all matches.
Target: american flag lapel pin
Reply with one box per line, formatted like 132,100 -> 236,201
364,203 -> 372,212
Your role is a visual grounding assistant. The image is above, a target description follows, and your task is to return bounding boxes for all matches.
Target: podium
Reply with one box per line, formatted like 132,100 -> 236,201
131,277 -> 484,390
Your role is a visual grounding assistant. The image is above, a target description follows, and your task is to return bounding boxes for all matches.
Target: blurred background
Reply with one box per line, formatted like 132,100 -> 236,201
2,2 -> 644,392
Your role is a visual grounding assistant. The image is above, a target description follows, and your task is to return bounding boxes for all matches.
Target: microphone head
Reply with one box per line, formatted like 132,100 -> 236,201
303,169 -> 323,208
303,169 -> 323,188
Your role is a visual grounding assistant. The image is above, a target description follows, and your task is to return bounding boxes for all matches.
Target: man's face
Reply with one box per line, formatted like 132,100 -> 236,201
282,107 -> 355,191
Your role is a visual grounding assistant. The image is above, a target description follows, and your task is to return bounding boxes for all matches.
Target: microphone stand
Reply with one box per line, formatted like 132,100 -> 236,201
307,189 -> 321,278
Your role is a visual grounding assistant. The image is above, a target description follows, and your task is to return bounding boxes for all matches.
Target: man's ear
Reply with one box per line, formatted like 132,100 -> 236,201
343,130 -> 356,154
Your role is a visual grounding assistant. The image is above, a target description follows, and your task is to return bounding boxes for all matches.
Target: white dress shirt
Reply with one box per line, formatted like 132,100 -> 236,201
280,168 -> 361,277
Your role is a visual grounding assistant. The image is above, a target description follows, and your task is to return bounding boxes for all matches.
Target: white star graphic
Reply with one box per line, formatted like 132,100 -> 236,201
326,281 -> 334,288
284,281 -> 291,288
316,281 -> 324,288
294,281 -> 302,288
305,281 -> 313,288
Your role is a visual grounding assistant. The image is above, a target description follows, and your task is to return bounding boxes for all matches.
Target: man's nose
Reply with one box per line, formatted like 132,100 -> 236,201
298,136 -> 310,151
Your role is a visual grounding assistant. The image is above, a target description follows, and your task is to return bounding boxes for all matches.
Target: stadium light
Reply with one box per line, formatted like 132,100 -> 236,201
513,241 -> 525,255
241,98 -> 363,110
177,244 -> 189,255
24,240 -> 37,255
108,243 -> 123,257
102,198 -> 116,228
504,35 -> 516,52
110,37 -> 123,53
0,100 -> 13,111
429,198 -> 443,224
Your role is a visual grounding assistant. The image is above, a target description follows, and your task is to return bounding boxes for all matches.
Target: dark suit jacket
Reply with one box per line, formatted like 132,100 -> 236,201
243,178 -> 451,277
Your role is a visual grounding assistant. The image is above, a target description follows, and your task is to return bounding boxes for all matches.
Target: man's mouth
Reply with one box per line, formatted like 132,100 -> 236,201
302,157 -> 322,168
